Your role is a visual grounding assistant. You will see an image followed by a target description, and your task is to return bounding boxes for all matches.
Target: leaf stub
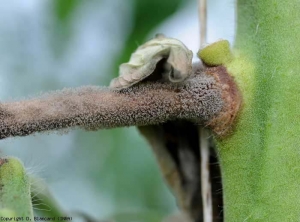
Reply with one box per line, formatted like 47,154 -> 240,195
198,40 -> 234,66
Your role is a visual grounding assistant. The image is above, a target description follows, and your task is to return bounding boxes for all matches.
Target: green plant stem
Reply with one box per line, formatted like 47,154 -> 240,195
0,157 -> 33,218
216,1 -> 300,221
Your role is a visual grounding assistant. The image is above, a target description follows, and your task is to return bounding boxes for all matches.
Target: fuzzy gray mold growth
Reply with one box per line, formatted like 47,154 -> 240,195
0,64 -> 224,140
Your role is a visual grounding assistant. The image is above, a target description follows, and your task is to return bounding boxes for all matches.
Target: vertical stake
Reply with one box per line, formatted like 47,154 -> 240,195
198,0 -> 213,221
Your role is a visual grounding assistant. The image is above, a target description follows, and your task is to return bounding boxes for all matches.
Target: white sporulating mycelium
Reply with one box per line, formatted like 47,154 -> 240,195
0,64 -> 226,139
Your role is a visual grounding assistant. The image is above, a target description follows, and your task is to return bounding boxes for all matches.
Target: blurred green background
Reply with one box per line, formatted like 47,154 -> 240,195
0,0 -> 234,221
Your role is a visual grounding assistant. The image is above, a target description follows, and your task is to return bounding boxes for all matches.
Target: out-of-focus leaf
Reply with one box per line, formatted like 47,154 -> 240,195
53,0 -> 80,22
108,211 -> 163,222
74,128 -> 176,218
30,176 -> 67,220
113,0 -> 190,77
50,0 -> 81,57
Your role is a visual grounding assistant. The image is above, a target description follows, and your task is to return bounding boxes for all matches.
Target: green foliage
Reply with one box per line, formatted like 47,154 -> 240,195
0,157 -> 33,219
216,0 -> 300,221
51,0 -> 81,57
53,0 -> 80,22
109,211 -> 163,222
30,177 -> 66,219
114,0 -> 188,76
83,129 -> 176,218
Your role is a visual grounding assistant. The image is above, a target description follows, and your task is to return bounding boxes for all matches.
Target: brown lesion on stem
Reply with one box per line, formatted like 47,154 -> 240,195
205,65 -> 242,137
